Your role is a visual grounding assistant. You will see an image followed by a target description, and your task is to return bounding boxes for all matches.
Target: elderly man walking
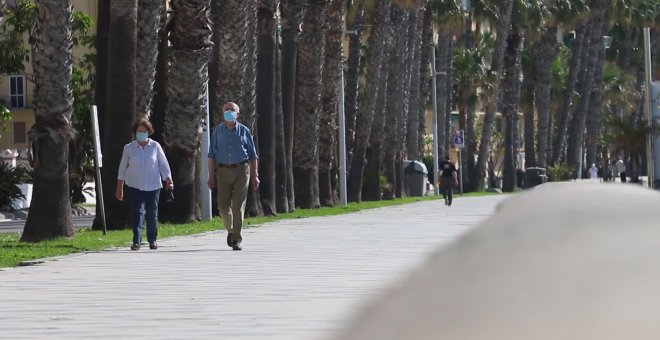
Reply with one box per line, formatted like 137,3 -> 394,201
207,102 -> 260,251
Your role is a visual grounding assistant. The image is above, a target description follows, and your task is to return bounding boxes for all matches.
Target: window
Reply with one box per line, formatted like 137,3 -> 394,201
9,75 -> 26,108
13,122 -> 26,144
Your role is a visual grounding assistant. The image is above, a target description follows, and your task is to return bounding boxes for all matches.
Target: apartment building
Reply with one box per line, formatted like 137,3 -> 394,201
0,0 -> 97,156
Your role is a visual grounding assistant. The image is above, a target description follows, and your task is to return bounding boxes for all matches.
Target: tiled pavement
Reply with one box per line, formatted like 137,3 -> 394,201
0,195 -> 505,339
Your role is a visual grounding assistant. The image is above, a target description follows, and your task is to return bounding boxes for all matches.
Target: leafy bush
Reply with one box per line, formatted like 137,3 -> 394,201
546,163 -> 575,182
0,162 -> 31,210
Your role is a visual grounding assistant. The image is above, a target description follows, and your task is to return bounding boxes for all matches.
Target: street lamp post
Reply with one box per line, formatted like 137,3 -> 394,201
643,28 -> 654,188
431,41 -> 440,195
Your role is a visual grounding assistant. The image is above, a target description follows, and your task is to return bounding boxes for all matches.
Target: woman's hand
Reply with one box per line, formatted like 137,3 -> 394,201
115,186 -> 124,201
165,178 -> 174,191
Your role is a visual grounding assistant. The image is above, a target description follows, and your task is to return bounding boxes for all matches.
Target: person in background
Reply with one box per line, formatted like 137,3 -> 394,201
207,102 -> 260,251
589,163 -> 599,181
438,155 -> 458,206
116,118 -> 173,251
616,159 -> 627,183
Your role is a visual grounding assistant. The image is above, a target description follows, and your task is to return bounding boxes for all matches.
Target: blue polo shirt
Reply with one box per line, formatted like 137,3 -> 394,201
207,122 -> 258,165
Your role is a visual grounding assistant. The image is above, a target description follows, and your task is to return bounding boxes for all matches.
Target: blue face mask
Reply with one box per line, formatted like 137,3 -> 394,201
136,132 -> 148,142
224,110 -> 237,122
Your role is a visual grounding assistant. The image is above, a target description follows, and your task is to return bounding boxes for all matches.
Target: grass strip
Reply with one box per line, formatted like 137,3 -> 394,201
0,192 -> 496,268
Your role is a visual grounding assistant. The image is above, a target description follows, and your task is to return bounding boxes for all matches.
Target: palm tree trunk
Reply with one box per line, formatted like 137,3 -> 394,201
523,77 -> 536,168
501,28 -> 524,192
161,0 -> 212,223
416,4 -> 433,159
473,0 -> 514,191
274,17 -> 289,213
94,0 -> 110,143
98,0 -> 137,230
256,0 -> 278,216
552,26 -> 586,164
405,9 -> 421,161
567,0 -> 605,170
585,23 -> 607,170
135,0 -> 164,119
213,0 -> 248,122
151,10 -> 170,142
347,0 -> 391,202
365,41 -> 392,201
444,37 -> 454,157
382,6 -> 407,200
21,0 -> 75,242
280,0 -> 305,211
319,0 -> 347,206
533,26 -> 558,168
344,4 -> 364,172
293,0 -> 327,209
436,32 -> 452,156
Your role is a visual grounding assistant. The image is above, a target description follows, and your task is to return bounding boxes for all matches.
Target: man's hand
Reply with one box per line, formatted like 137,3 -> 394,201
165,178 -> 174,191
208,176 -> 216,189
115,187 -> 124,201
251,175 -> 260,191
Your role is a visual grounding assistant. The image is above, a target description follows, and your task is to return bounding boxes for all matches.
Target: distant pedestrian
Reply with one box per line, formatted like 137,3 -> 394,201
589,163 -> 599,181
609,161 -> 619,182
116,118 -> 173,251
438,155 -> 458,206
207,102 -> 260,251
616,159 -> 626,182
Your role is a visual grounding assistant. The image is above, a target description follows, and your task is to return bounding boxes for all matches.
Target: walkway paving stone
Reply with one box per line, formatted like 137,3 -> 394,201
0,195 -> 505,339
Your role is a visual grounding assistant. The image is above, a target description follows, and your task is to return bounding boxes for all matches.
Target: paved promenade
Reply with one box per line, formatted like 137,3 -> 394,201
0,195 -> 505,339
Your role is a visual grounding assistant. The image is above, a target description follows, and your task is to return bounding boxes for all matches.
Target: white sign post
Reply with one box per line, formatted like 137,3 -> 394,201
455,130 -> 464,195
90,106 -> 107,234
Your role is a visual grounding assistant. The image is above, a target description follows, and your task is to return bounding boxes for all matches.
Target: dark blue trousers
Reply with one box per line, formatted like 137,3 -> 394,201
127,187 -> 160,245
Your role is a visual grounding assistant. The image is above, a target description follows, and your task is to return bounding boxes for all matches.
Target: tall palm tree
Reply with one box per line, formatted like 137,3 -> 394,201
500,18 -> 524,192
383,5 -> 408,200
473,0 -> 514,191
135,0 -> 165,119
97,0 -> 138,230
585,17 -> 609,170
160,0 -> 212,222
405,8 -> 422,161
347,0 -> 391,203
566,0 -> 606,171
21,0 -> 75,241
532,26 -> 558,168
274,18 -> 289,213
344,2 -> 365,172
293,0 -> 327,209
213,0 -> 248,122
416,4 -> 433,158
319,0 -> 347,206
256,0 -> 278,215
280,0 -> 306,211
364,13 -> 395,201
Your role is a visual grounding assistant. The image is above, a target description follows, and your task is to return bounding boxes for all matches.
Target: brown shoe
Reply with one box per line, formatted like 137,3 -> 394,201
149,242 -> 158,250
131,244 -> 140,251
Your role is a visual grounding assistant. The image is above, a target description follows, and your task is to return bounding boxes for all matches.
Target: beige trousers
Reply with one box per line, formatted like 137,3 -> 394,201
216,163 -> 249,244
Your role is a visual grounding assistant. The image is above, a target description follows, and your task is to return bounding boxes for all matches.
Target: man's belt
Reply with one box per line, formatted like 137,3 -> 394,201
218,161 -> 247,168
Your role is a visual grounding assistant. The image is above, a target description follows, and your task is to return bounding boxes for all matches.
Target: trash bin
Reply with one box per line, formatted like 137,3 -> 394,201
403,160 -> 428,196
524,167 -> 547,188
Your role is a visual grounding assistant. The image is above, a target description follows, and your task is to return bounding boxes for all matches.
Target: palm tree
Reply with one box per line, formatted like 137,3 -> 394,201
97,0 -> 138,230
405,8 -> 422,161
94,0 -> 110,144
500,18 -> 524,192
585,18 -> 609,170
280,0 -> 306,211
344,2 -> 365,172
21,0 -> 75,241
293,0 -> 327,208
135,0 -> 165,119
256,0 -> 278,215
213,0 -> 249,122
473,0 -> 514,191
274,19 -> 289,213
160,0 -> 212,223
347,0 -> 391,203
566,0 -> 606,172
319,0 -> 347,206
383,5 -> 408,200
532,25 -> 558,168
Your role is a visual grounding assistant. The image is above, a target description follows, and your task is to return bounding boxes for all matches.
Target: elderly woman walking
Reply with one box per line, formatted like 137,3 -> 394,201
115,118 -> 173,250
